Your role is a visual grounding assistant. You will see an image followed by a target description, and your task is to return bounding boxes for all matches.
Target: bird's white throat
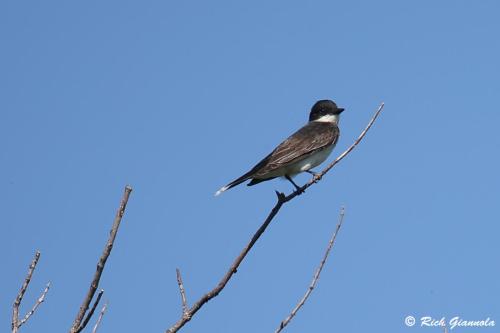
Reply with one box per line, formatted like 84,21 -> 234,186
314,114 -> 340,124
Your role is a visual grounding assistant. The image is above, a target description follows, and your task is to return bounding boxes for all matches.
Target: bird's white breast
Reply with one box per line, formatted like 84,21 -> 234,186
288,144 -> 335,174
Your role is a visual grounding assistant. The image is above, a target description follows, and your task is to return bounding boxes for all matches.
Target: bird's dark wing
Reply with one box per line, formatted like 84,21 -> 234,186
252,121 -> 339,177
215,121 -> 338,195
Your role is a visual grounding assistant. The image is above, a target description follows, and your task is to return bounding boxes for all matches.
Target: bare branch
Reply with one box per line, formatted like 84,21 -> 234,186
175,269 -> 189,318
275,207 -> 345,333
70,185 -> 133,333
12,250 -> 47,333
166,194 -> 286,333
166,103 -> 384,333
12,251 -> 39,332
91,301 -> 108,333
77,290 -> 104,333
18,282 -> 51,328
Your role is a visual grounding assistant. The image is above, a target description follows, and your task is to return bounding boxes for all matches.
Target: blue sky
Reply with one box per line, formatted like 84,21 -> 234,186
1,1 -> 499,332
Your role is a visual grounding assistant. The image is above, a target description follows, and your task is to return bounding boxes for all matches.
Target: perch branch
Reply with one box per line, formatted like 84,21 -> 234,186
166,102 -> 384,333
292,102 -> 385,198
166,194 -> 286,333
69,185 -> 132,333
275,207 -> 345,333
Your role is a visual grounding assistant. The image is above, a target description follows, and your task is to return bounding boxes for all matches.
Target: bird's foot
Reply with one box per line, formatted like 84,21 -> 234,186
294,185 -> 305,195
306,170 -> 322,182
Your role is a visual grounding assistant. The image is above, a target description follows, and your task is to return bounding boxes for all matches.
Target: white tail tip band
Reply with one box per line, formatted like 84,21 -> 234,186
215,186 -> 229,196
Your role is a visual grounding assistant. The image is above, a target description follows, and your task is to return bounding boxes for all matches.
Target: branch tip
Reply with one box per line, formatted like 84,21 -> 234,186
91,301 -> 108,333
175,268 -> 189,316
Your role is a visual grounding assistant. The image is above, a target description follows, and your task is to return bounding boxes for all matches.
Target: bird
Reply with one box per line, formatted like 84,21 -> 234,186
215,100 -> 344,196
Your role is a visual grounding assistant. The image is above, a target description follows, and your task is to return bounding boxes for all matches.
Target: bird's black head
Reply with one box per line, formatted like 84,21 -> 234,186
309,100 -> 345,122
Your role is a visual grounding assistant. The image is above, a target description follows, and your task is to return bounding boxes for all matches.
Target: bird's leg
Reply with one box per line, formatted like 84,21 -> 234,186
305,170 -> 321,177
306,169 -> 322,182
285,175 -> 304,194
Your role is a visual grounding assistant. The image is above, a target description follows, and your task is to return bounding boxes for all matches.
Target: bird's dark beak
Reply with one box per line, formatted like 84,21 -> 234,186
337,108 -> 345,113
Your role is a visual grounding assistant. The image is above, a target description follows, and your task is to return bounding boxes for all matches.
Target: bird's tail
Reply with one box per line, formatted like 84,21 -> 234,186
215,173 -> 253,196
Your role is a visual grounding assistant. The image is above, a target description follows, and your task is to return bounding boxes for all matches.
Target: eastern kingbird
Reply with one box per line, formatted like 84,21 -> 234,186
215,100 -> 344,196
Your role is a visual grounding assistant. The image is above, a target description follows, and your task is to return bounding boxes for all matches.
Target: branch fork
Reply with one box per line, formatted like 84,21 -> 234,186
12,251 -> 51,333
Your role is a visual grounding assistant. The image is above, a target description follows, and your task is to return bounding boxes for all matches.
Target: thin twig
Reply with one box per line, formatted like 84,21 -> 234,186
18,282 -> 51,328
91,301 -> 108,333
12,251 -> 47,333
176,269 -> 189,318
69,185 -> 133,333
166,103 -> 384,333
275,207 -> 345,333
77,290 -> 104,333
